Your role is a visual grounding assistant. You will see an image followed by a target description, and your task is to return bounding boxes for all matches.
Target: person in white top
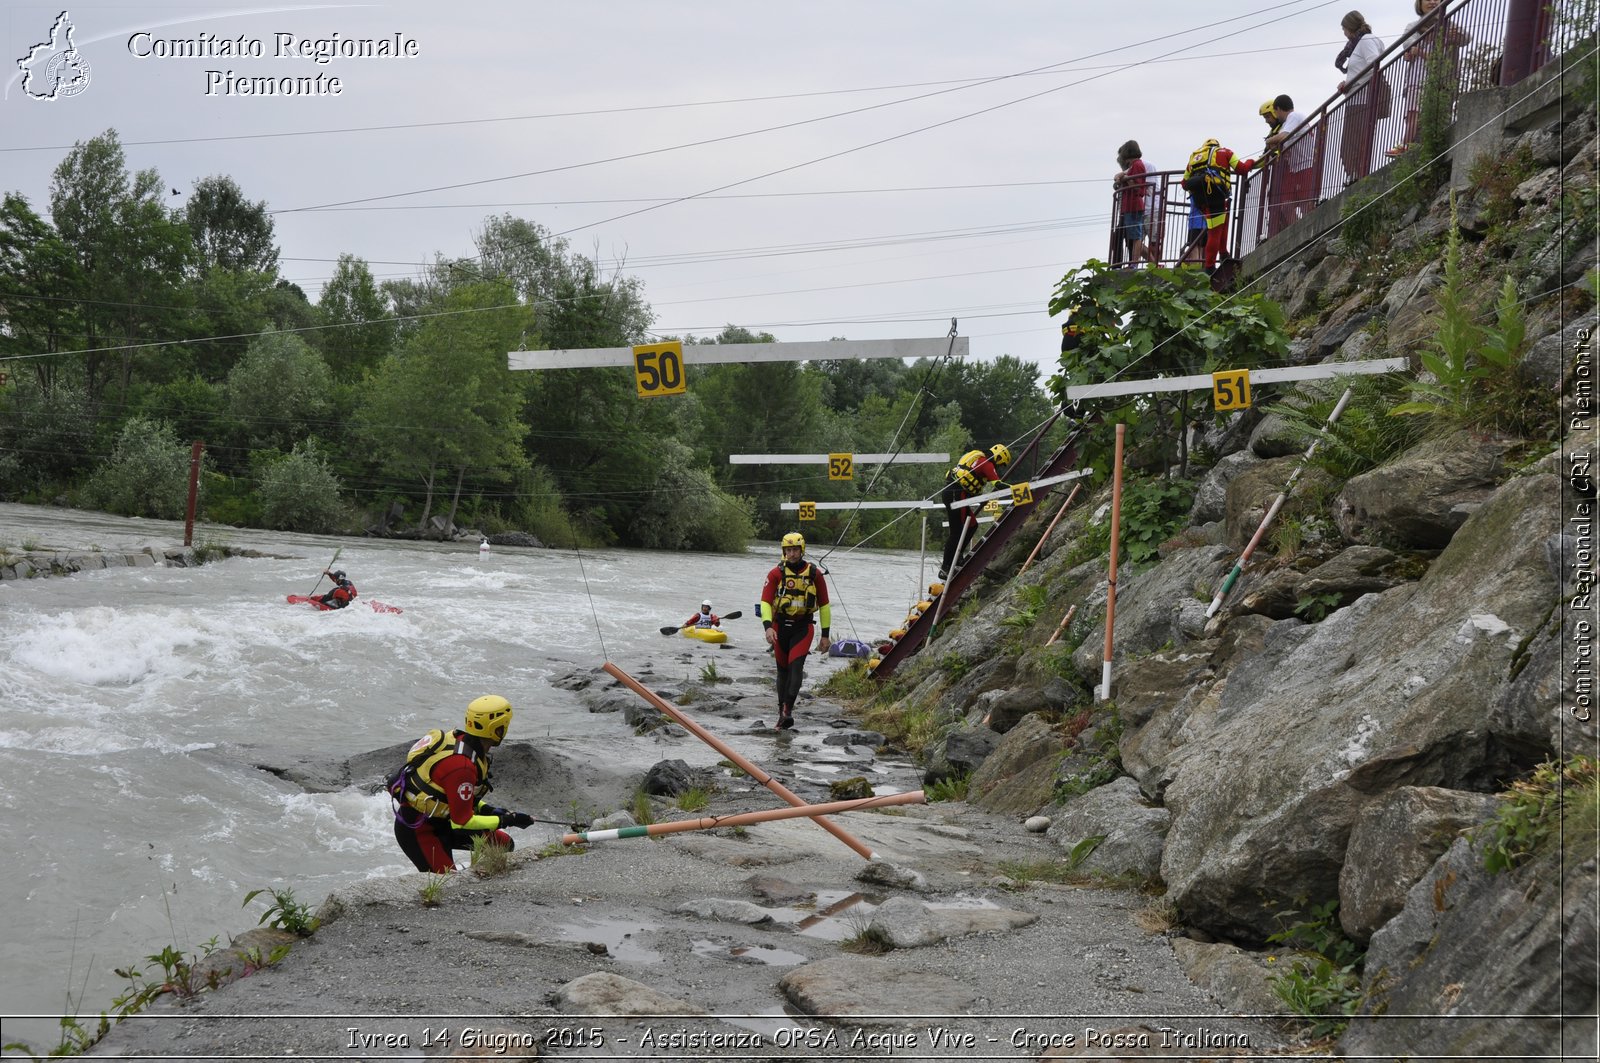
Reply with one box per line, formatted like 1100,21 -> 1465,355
1389,0 -> 1471,157
1263,94 -> 1313,234
1335,10 -> 1387,183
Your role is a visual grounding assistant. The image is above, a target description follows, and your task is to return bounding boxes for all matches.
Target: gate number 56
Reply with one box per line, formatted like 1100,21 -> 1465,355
633,341 -> 687,398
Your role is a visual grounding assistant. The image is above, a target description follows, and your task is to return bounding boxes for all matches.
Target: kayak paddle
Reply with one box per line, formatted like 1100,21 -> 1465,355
660,609 -> 741,635
307,547 -> 341,597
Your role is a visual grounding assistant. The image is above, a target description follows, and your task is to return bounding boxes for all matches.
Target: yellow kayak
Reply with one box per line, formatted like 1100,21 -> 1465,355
682,626 -> 728,644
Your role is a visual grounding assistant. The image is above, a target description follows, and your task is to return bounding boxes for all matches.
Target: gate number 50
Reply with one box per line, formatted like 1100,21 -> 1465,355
633,341 -> 687,398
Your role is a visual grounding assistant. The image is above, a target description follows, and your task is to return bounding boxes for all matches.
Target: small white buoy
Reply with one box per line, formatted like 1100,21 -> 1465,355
1023,815 -> 1052,834
478,538 -> 490,557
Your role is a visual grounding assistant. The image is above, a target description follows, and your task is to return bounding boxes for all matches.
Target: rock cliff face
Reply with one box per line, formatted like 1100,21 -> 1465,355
883,74 -> 1597,1056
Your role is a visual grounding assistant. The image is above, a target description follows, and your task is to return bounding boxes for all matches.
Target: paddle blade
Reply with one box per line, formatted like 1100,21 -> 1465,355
659,625 -> 682,635
722,609 -> 743,621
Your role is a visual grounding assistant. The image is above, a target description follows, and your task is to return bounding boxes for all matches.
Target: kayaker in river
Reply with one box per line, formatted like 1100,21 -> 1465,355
684,600 -> 720,629
318,569 -> 357,609
759,533 -> 831,730
387,695 -> 536,873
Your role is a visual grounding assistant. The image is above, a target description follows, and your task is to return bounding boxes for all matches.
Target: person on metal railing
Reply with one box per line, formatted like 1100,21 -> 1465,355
1182,138 -> 1255,272
1390,0 -> 1471,157
1263,94 -> 1314,235
1335,10 -> 1389,183
1114,140 -> 1157,267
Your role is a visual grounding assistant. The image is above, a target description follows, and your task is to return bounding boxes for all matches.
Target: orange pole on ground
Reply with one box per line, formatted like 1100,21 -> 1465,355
601,663 -> 877,860
183,441 -> 204,546
1019,483 -> 1082,576
562,790 -> 926,845
1043,604 -> 1079,648
1100,424 -> 1126,701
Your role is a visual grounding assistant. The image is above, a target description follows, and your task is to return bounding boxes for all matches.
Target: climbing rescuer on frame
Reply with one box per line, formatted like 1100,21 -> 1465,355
760,533 -> 831,730
388,695 -> 536,872
940,444 -> 1012,580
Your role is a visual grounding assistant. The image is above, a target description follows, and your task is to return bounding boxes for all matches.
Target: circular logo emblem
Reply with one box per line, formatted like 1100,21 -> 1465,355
45,50 -> 91,98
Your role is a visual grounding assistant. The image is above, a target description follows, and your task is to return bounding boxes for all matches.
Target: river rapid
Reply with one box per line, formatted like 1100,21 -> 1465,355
0,503 -> 934,1044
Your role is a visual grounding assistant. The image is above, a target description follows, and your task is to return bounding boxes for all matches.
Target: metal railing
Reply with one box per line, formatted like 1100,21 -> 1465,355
1104,0 -> 1592,270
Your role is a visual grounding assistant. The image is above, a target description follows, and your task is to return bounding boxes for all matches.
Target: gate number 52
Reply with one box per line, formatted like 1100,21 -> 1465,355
1211,369 -> 1252,411
633,341 -> 687,398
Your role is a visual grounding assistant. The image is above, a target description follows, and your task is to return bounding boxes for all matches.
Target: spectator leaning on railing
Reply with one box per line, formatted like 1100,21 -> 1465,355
1263,94 -> 1314,234
1334,9 -> 1388,183
1390,0 -> 1471,157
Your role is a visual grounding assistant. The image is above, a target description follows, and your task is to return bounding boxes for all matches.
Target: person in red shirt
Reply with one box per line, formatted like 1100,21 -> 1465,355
1114,140 -> 1156,267
760,533 -> 831,730
683,600 -> 720,629
388,695 -> 534,872
1182,139 -> 1255,271
939,444 -> 1012,580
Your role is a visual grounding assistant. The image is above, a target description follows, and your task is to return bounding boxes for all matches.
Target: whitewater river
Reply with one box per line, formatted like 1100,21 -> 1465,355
0,503 -> 934,1045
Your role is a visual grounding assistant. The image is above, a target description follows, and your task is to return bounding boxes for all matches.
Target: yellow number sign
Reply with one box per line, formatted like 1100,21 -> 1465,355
1010,482 -> 1034,506
827,453 -> 854,481
982,500 -> 1003,515
632,341 -> 686,398
798,501 -> 817,521
1211,369 -> 1252,411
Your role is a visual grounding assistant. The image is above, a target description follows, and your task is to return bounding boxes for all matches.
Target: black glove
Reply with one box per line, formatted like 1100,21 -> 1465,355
480,805 -> 510,820
500,811 -> 534,829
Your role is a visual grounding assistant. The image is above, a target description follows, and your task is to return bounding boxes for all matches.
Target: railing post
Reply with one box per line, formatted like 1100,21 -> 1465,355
1499,0 -> 1544,86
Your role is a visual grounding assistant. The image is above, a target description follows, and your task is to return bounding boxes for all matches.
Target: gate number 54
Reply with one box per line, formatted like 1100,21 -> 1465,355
1211,369 -> 1251,411
633,341 -> 687,398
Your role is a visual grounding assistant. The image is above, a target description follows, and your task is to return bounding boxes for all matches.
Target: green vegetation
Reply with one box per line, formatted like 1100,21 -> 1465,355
418,876 -> 446,907
698,661 -> 721,683
675,787 -> 711,813
925,773 -> 970,802
630,788 -> 657,827
0,135 -> 1062,544
241,886 -> 318,936
1001,584 -> 1050,632
1479,756 -> 1599,874
1274,375 -> 1424,480
819,661 -> 878,700
469,834 -> 513,876
1267,900 -> 1365,1037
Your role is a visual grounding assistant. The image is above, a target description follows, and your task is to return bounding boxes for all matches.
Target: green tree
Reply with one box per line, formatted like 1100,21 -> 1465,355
316,253 -> 395,382
627,439 -> 756,551
182,175 -> 278,275
223,332 -> 334,452
82,416 -> 196,519
49,129 -> 194,404
0,193 -> 83,394
356,282 -> 532,534
254,440 -> 346,533
1048,260 -> 1290,477
0,376 -> 96,498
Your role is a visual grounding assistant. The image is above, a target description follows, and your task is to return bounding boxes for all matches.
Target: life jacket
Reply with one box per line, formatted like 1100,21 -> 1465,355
949,450 -> 988,494
772,562 -> 819,620
693,611 -> 716,628
327,580 -> 356,607
1183,141 -> 1231,202
388,728 -> 490,821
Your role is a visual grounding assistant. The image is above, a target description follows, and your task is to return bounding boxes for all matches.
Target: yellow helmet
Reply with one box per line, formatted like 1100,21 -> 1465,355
1259,99 -> 1276,118
464,695 -> 513,744
780,532 -> 805,551
989,443 -> 1012,469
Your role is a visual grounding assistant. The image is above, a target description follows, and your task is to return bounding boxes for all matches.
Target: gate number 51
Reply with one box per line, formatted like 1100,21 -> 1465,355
1211,369 -> 1252,411
633,341 -> 687,398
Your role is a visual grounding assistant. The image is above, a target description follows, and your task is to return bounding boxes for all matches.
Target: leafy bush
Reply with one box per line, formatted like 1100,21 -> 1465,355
1479,756 -> 1599,873
925,773 -> 969,802
1273,375 -> 1423,480
1267,899 -> 1365,1036
223,331 -> 334,451
82,416 -> 196,519
627,440 -> 756,552
253,440 -> 347,533
1081,475 -> 1194,565
243,885 -> 319,935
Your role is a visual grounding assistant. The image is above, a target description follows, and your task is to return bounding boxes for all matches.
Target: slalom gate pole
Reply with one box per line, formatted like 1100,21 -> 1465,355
1043,604 -> 1079,648
917,512 -> 927,600
928,517 -> 973,631
1100,424 -> 1126,701
1205,387 -> 1353,619
1019,483 -> 1082,576
601,663 -> 877,860
562,791 -> 926,845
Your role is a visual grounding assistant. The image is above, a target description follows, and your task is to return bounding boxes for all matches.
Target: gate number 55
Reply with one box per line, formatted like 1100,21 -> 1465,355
1211,369 -> 1252,411
633,341 -> 687,398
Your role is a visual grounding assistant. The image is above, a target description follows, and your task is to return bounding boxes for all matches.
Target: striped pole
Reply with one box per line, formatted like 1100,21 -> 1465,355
1205,388 -> 1353,619
601,663 -> 877,860
1043,604 -> 1079,648
1100,425 -> 1126,701
562,791 -> 927,845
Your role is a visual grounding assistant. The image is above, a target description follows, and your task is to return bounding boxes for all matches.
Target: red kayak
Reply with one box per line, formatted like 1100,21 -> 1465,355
286,595 -> 403,614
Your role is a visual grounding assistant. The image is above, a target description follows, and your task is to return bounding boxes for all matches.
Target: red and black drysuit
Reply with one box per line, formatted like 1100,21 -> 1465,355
389,729 -> 524,873
759,559 -> 831,725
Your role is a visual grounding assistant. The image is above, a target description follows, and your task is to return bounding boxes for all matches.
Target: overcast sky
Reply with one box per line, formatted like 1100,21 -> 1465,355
3,0 -> 1370,376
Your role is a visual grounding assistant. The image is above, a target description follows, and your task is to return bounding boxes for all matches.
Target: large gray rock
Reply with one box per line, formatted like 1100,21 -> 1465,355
1160,475 -> 1562,940
556,971 -> 707,1016
866,895 -> 1037,949
1334,430 -> 1516,548
1221,456 -> 1334,550
922,725 -> 1002,784
1337,785 -> 1499,942
780,955 -> 979,1022
1523,311 -> 1599,392
1341,838 -> 1598,1060
1044,777 -> 1170,879
1168,938 -> 1284,1015
1246,409 -> 1306,459
968,713 -> 1068,817
1187,451 -> 1260,525
1070,545 -> 1233,681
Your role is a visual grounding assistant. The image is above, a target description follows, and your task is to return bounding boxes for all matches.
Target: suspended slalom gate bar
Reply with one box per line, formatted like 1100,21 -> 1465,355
601,663 -> 877,860
510,336 -> 969,371
1062,356 -> 1407,402
949,468 -> 1094,510
1205,387 -> 1355,618
731,453 -> 949,465
562,791 -> 927,845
